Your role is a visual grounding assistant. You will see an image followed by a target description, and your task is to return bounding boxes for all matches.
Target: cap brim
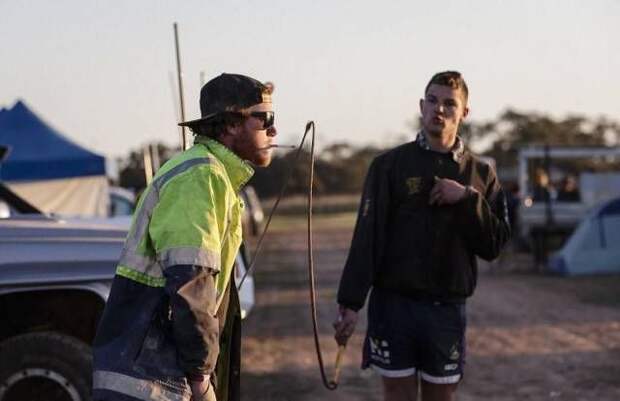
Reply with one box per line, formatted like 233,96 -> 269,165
178,116 -> 208,128
178,111 -> 230,128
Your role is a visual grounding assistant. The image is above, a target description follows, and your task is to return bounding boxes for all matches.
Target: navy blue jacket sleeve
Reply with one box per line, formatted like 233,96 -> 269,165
337,158 -> 390,311
459,169 -> 511,261
164,264 -> 219,376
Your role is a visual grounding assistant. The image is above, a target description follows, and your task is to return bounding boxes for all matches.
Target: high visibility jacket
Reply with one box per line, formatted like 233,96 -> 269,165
93,137 -> 253,401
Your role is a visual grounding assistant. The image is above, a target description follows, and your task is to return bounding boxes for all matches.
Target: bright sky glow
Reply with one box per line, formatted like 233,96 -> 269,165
1,0 -> 618,158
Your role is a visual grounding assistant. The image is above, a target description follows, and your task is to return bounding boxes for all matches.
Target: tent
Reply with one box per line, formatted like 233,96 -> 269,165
0,100 -> 108,216
548,197 -> 620,275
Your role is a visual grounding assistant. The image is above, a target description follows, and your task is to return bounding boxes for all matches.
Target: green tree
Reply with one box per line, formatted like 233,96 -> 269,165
118,142 -> 180,193
480,109 -> 619,168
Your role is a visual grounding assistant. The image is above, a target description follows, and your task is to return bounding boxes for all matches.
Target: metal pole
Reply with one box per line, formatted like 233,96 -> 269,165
174,22 -> 187,150
150,143 -> 161,173
543,143 -> 554,226
143,145 -> 154,185
541,143 -> 553,270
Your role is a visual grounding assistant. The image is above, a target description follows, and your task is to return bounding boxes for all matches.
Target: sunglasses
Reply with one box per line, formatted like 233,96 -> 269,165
239,111 -> 275,129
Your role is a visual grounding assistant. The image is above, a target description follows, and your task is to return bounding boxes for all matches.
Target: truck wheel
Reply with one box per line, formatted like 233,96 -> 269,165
0,332 -> 92,401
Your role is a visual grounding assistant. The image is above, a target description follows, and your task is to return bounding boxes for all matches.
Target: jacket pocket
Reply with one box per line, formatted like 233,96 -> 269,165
134,301 -> 186,378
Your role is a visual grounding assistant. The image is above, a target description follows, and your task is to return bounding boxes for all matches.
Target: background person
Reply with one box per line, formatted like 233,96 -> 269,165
531,168 -> 554,203
557,174 -> 580,202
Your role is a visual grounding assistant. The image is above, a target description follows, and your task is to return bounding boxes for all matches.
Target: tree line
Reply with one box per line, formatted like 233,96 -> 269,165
116,109 -> 620,198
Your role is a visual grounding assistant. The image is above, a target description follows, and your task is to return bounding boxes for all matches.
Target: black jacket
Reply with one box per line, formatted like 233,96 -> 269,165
337,139 -> 510,310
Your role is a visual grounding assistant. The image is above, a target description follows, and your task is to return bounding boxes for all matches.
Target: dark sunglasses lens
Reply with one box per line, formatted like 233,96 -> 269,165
264,111 -> 274,129
249,111 -> 274,129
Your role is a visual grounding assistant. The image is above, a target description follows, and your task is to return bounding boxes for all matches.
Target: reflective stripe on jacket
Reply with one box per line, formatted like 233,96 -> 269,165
93,137 -> 253,401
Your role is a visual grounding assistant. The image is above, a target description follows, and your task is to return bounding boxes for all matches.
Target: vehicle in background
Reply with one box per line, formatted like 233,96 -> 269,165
240,185 -> 264,237
0,180 -> 254,401
516,146 -> 620,265
108,186 -> 135,217
0,182 -> 125,401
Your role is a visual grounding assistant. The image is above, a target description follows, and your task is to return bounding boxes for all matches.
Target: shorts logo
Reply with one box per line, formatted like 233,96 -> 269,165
449,344 -> 460,361
444,363 -> 458,371
369,337 -> 391,364
405,177 -> 422,195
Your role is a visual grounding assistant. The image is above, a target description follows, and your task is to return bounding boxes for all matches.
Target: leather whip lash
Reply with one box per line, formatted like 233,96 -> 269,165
238,121 -> 344,390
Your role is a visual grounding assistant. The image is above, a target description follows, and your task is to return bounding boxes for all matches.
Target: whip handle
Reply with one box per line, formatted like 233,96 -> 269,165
330,345 -> 346,387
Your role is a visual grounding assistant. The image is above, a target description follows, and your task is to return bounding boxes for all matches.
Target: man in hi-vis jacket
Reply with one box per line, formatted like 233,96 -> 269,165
334,71 -> 510,401
93,73 -> 277,401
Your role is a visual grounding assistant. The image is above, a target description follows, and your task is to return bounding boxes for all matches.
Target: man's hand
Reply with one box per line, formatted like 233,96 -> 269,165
189,376 -> 214,401
429,178 -> 468,206
333,305 -> 358,346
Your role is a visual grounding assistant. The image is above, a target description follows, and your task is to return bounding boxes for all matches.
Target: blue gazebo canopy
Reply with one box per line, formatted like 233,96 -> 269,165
0,100 -> 105,181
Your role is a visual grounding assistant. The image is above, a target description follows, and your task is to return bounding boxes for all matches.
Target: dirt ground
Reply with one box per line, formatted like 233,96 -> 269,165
240,217 -> 620,401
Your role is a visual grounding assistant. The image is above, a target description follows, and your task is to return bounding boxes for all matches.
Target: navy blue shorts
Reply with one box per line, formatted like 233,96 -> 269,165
362,288 -> 467,384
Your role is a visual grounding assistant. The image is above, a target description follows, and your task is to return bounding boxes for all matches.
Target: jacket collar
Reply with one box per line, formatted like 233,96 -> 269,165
194,136 -> 254,191
416,131 -> 465,163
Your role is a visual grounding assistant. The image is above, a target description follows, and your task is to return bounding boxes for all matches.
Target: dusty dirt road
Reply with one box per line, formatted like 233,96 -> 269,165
240,219 -> 620,401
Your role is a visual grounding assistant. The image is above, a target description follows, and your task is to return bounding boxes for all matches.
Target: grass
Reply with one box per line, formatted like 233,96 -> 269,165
490,251 -> 620,308
256,196 -> 620,309
265,212 -> 357,232
261,194 -> 360,216
256,194 -> 359,232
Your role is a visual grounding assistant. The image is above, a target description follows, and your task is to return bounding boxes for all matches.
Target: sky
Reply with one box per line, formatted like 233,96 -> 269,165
1,0 -> 619,160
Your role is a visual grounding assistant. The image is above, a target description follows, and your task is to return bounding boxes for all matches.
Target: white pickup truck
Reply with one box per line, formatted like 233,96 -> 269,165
0,181 -> 255,401
517,146 -> 620,255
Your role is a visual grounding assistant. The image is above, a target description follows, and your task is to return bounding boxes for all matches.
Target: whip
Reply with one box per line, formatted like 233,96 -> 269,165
238,121 -> 345,390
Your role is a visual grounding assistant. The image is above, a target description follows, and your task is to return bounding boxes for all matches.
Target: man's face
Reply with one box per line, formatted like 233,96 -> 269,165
231,102 -> 277,167
419,84 -> 469,139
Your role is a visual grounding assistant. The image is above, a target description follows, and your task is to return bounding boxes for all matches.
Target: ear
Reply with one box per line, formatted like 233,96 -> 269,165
461,106 -> 469,119
218,123 -> 242,148
223,123 -> 242,138
419,98 -> 424,114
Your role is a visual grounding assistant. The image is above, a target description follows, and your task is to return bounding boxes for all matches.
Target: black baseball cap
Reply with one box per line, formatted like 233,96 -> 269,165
178,73 -> 271,129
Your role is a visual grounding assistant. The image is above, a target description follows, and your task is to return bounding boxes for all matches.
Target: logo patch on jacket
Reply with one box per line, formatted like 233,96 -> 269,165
406,177 -> 423,195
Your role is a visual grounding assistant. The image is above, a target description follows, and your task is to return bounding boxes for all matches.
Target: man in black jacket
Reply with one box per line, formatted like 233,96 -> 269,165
334,71 -> 510,401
